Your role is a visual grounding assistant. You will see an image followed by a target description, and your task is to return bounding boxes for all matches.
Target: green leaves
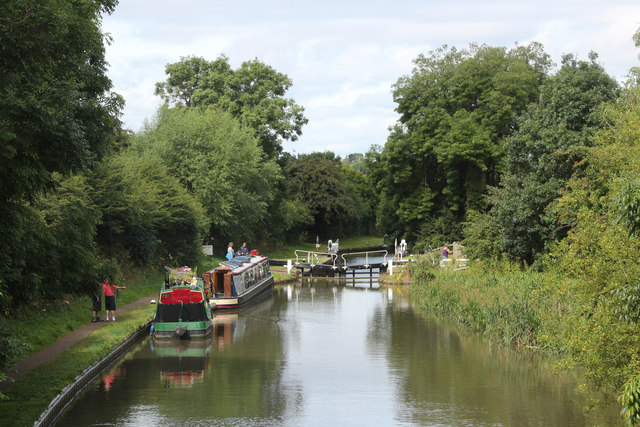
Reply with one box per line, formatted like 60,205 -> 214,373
0,0 -> 121,203
619,373 -> 640,426
376,43 -> 547,243
286,153 -> 357,227
135,106 -> 280,244
91,150 -> 207,266
613,179 -> 640,237
155,56 -> 307,157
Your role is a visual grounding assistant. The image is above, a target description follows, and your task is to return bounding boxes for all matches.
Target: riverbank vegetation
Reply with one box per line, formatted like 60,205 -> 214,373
2,0 -> 640,423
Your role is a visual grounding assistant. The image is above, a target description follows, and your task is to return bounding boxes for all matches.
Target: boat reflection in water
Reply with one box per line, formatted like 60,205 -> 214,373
149,293 -> 275,389
211,292 -> 274,350
100,366 -> 125,392
151,337 -> 212,389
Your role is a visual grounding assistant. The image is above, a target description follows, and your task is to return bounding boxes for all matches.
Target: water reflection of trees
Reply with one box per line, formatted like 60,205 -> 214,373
367,290 -> 619,426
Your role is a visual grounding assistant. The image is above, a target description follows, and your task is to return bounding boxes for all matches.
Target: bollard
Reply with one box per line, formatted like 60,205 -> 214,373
287,259 -> 292,274
389,260 -> 394,275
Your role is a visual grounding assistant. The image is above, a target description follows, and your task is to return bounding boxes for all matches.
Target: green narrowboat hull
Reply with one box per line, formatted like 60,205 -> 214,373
153,319 -> 212,339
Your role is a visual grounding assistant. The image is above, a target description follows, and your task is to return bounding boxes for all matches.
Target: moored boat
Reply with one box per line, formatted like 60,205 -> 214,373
202,255 -> 274,310
152,267 -> 213,339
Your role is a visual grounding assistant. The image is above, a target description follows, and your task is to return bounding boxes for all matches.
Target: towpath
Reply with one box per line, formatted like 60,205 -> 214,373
0,294 -> 155,390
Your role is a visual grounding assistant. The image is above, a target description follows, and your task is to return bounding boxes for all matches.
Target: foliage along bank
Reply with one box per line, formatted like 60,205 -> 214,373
408,79 -> 640,423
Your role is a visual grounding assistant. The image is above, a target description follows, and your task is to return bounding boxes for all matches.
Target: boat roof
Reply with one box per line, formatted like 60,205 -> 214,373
214,255 -> 268,274
159,285 -> 206,304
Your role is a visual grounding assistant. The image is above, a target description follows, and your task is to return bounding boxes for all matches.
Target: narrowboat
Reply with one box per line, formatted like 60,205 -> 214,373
202,255 -> 274,310
152,267 -> 213,339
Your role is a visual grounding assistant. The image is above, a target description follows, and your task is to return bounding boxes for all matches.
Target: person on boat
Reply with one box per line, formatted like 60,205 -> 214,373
102,278 -> 126,322
91,288 -> 102,323
226,242 -> 234,260
239,242 -> 249,256
442,245 -> 452,259
250,248 -> 259,256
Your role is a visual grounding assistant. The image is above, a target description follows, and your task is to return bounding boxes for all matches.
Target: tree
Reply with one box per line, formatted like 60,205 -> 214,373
342,165 -> 377,235
377,43 -> 550,245
0,0 -> 122,204
0,0 -> 122,306
494,53 -> 619,263
549,84 -> 640,414
285,152 -> 357,236
135,106 -> 281,247
90,151 -> 208,266
155,56 -> 307,157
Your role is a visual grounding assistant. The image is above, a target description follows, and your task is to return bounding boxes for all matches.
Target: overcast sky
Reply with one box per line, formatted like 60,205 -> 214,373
103,1 -> 640,157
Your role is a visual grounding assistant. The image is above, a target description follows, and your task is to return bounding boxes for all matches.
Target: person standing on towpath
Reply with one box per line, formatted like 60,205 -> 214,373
102,278 -> 126,322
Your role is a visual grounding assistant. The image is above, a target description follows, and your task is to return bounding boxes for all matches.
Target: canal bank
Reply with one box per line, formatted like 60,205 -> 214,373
406,256 -> 632,423
0,299 -> 156,426
0,272 -> 297,426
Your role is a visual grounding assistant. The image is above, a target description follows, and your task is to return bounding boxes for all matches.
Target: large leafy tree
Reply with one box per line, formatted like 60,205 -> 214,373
0,0 -> 122,304
548,84 -> 640,419
0,0 -> 122,203
90,151 -> 208,266
376,43 -> 550,242
155,55 -> 307,157
134,106 -> 281,248
491,53 -> 619,263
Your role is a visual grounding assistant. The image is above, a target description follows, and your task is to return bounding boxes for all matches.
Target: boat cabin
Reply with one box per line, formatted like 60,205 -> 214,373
202,266 -> 232,297
202,256 -> 270,298
156,286 -> 209,323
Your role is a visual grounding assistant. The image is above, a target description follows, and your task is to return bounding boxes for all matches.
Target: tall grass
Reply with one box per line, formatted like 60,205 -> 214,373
410,258 -> 546,348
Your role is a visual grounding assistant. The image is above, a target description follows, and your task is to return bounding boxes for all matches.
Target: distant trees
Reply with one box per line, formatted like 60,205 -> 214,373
155,56 -> 308,158
284,152 -> 357,236
371,43 -> 551,245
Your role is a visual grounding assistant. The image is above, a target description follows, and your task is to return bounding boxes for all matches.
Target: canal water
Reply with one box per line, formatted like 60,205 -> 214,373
58,278 -> 618,426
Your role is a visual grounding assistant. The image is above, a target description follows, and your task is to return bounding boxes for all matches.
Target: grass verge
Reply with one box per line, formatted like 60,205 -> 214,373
0,303 -> 155,426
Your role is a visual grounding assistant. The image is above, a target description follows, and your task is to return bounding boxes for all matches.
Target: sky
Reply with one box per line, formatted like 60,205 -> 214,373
102,0 -> 640,157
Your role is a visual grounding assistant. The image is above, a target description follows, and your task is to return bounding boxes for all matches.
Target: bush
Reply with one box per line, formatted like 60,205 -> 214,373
0,330 -> 31,399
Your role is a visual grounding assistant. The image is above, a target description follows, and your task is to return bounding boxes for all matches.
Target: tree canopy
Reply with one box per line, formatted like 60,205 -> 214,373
371,43 -> 551,243
493,53 -> 619,263
284,152 -> 357,235
0,0 -> 122,204
0,0 -> 122,307
134,106 -> 282,245
155,55 -> 307,157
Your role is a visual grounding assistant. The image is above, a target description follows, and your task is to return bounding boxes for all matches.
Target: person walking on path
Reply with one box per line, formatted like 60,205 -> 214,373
316,235 -> 320,250
0,293 -> 155,390
102,278 -> 126,322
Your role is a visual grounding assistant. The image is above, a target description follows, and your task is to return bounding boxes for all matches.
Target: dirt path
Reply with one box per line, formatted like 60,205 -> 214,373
0,294 -> 155,390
